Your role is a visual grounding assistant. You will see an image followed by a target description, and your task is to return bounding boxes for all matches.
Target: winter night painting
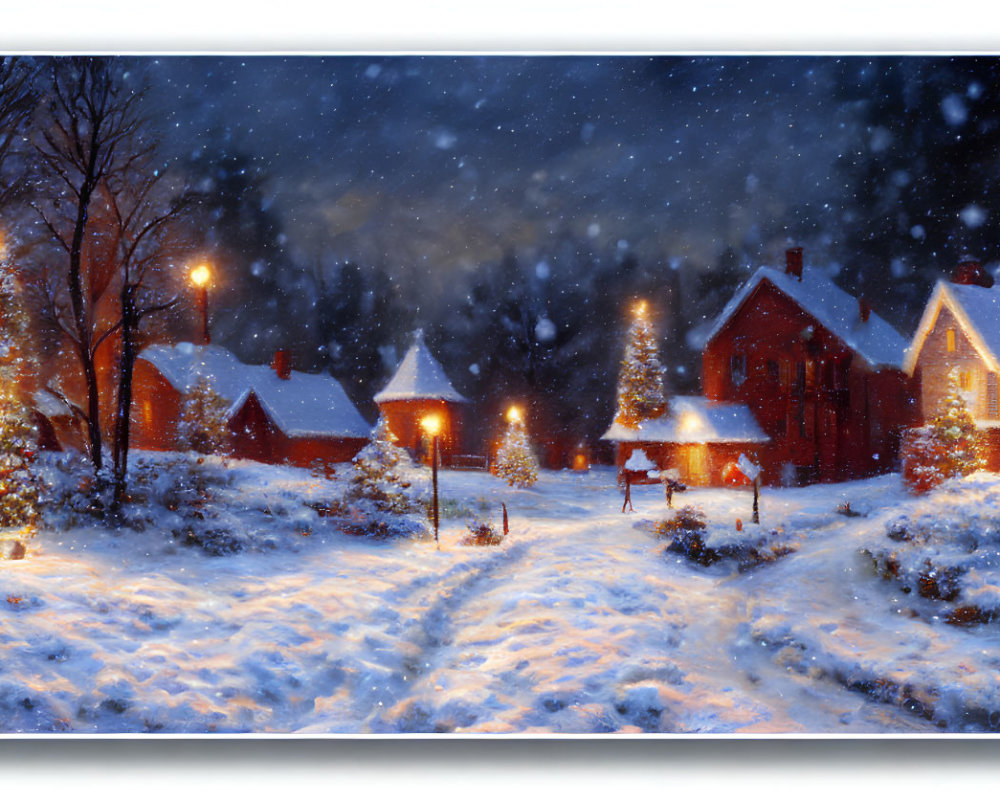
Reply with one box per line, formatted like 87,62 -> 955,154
4,54 -> 1000,736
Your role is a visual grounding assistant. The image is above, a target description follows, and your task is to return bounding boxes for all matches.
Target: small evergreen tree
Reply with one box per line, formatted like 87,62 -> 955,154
492,408 -> 539,488
348,415 -> 415,513
177,376 -> 231,455
0,246 -> 41,528
614,301 -> 667,428
902,369 -> 985,493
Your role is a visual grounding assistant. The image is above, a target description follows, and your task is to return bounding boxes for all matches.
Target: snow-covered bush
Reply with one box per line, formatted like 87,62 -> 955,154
661,506 -> 795,570
864,492 -> 1000,625
459,516 -> 503,547
348,415 -> 425,513
339,506 -> 430,541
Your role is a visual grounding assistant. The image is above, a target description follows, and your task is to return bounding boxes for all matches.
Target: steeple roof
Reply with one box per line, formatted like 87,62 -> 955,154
374,330 -> 467,404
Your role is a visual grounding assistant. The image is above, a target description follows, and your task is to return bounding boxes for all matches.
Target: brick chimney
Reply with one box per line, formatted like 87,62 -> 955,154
951,259 -> 995,288
858,297 -> 871,323
785,247 -> 803,281
271,349 -> 291,380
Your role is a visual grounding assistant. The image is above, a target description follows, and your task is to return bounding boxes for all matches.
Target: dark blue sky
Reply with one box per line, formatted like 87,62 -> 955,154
144,56 -> 860,275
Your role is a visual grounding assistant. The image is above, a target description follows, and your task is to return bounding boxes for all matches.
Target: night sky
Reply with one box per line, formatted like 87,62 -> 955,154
144,56 -> 860,278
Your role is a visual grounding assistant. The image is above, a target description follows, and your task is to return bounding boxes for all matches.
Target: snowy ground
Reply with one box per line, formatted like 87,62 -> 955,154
2,454 -> 1000,734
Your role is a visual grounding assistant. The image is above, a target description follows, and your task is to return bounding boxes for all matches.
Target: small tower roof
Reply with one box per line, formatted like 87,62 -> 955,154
374,330 -> 468,404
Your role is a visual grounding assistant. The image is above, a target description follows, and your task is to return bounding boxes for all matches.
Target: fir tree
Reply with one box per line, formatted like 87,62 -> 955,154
902,369 -> 985,493
177,376 -> 231,455
492,408 -> 539,488
348,415 -> 415,513
614,301 -> 667,428
0,245 -> 41,528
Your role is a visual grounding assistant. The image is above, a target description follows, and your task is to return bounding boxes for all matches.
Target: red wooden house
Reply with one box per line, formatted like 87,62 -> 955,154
701,248 -> 917,485
132,342 -> 370,466
602,395 -> 769,486
904,263 -> 1000,470
374,330 -> 467,463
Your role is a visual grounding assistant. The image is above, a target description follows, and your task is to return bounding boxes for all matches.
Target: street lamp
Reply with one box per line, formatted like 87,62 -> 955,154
189,263 -> 212,345
420,413 -> 442,547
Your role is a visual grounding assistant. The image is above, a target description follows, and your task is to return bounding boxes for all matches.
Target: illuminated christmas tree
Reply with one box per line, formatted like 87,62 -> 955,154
902,368 -> 985,493
492,406 -> 538,488
177,375 -> 231,455
614,300 -> 667,428
0,241 -> 41,528
348,414 -> 416,513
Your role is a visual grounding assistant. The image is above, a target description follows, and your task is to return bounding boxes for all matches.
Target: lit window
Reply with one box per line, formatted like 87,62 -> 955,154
947,328 -> 956,352
960,370 -> 972,391
989,373 -> 999,419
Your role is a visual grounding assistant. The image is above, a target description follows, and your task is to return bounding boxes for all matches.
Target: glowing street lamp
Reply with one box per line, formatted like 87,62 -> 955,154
505,405 -> 521,424
634,300 -> 647,319
189,263 -> 212,345
420,413 -> 442,546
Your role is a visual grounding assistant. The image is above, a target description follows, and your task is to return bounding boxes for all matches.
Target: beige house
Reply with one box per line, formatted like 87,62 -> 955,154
905,275 -> 1000,468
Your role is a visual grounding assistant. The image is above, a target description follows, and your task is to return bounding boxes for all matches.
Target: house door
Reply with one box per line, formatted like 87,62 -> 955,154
681,444 -> 709,486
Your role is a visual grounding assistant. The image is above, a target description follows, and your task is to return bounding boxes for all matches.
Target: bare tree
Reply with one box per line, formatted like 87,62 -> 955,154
103,169 -> 191,507
31,57 -> 146,476
0,57 -> 38,210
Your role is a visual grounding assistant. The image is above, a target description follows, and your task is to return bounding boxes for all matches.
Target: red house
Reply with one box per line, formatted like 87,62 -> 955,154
702,248 -> 917,485
904,264 -> 1000,470
374,330 -> 467,463
602,395 -> 769,486
132,342 -> 370,466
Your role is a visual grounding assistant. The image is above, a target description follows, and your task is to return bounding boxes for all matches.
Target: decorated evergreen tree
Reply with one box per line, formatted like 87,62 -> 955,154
902,369 -> 985,493
177,376 -> 231,455
614,300 -> 667,428
0,243 -> 41,528
348,414 -> 416,513
492,406 -> 539,488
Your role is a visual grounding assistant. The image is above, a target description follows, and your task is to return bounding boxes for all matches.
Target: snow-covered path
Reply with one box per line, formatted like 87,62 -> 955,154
1,460 -> 995,733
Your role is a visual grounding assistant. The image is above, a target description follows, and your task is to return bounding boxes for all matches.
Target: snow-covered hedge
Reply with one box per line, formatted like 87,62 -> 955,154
863,475 -> 1000,624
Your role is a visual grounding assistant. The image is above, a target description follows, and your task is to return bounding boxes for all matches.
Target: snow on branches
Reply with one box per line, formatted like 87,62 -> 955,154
0,246 -> 41,528
902,368 -> 985,494
177,376 -> 231,456
614,301 -> 667,428
348,414 -> 419,514
492,407 -> 538,488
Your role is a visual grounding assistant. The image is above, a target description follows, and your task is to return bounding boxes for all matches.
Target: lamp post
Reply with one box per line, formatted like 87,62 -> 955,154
420,413 -> 442,547
189,263 -> 212,345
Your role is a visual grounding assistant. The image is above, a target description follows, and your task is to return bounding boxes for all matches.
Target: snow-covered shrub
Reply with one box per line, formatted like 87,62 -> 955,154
459,517 -> 503,547
348,415 -> 424,513
863,489 -> 1000,625
662,506 -> 795,570
339,506 -> 429,541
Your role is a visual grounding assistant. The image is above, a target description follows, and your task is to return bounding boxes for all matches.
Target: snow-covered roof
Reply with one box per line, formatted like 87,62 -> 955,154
905,280 -> 1000,375
139,342 -> 370,439
703,265 -> 908,370
374,331 -> 467,404
601,396 -> 769,444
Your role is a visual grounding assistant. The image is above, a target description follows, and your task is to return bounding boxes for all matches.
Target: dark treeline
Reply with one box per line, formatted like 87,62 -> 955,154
4,56 -> 1000,470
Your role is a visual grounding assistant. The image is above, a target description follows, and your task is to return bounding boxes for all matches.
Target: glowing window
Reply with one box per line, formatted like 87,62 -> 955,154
946,328 -> 956,353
